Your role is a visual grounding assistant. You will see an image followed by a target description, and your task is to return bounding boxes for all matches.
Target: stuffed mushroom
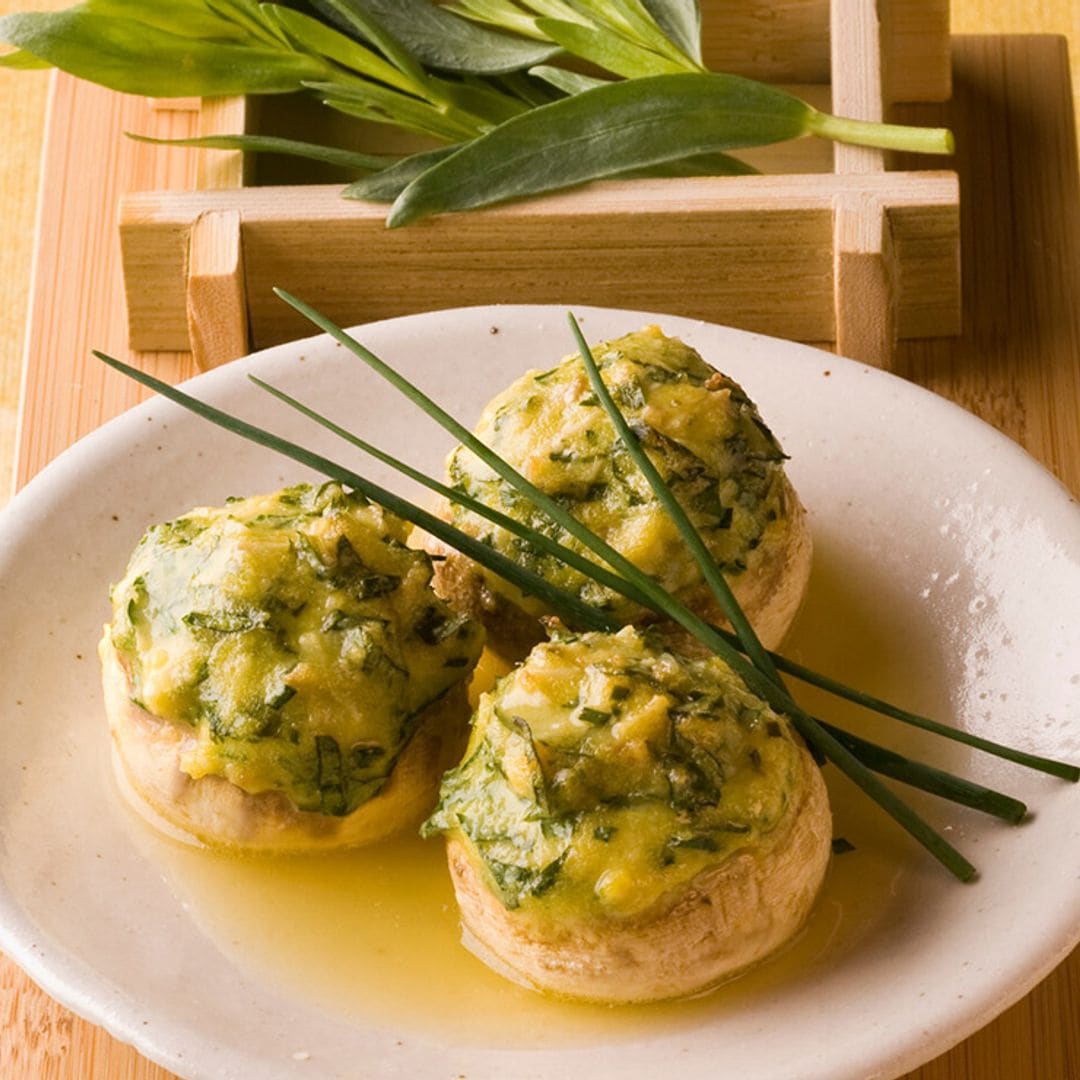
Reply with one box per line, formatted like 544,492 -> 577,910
424,625 -> 831,1003
431,326 -> 811,655
101,482 -> 484,852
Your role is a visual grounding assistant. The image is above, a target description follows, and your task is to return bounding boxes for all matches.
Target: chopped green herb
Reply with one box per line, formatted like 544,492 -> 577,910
578,707 -> 611,726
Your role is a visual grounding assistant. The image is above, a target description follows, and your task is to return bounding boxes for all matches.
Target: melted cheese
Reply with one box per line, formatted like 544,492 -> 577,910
446,326 -> 791,622
426,626 -> 804,920
108,483 -> 484,815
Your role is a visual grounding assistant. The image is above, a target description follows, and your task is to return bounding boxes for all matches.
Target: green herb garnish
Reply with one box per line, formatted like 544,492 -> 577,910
1,0 -> 953,223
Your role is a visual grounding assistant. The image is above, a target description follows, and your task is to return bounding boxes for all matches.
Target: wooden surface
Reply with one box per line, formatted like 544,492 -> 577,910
1,18 -> 1079,1080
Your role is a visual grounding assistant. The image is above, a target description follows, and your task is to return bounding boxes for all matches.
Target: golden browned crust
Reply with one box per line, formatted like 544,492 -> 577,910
427,473 -> 812,658
100,631 -> 470,853
444,741 -> 831,1004
426,534 -> 547,660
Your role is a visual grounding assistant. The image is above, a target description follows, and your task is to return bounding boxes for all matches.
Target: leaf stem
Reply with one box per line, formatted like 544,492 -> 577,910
809,111 -> 955,154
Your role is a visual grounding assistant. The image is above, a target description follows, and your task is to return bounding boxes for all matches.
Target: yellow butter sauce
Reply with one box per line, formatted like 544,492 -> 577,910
124,547 -> 949,1048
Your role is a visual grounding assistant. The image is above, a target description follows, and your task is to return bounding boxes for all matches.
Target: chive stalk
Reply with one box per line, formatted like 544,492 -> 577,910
255,369 -> 1078,785
568,313 -> 783,687
814,721 -> 1027,824
93,353 -> 613,634
263,296 -> 980,879
95,299 -> 1080,882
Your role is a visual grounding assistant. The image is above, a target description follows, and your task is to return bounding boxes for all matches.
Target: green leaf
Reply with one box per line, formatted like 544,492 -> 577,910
618,150 -> 758,177
493,68 -> 563,107
527,63 -> 610,96
322,0 -> 560,74
641,0 -> 700,63
204,0 -> 283,46
0,48 -> 51,70
535,16 -> 685,77
320,98 -> 468,143
444,75 -> 752,176
443,0 -> 548,41
260,4 -> 417,93
82,0 -> 251,41
524,0 -> 588,22
388,72 -> 811,225
309,79 -> 484,141
126,131 -> 393,173
307,0 -> 432,92
429,73 -> 530,125
567,0 -> 697,69
343,145 -> 460,200
0,10 -> 332,96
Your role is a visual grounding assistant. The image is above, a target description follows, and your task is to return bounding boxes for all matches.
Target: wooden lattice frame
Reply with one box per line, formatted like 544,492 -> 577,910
117,0 -> 959,370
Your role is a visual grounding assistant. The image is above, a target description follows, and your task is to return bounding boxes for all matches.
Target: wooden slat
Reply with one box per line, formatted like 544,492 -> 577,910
829,0 -> 886,175
828,0 -> 889,362
700,0 -> 832,83
698,0 -> 951,99
882,0 -> 953,102
119,171 -> 959,354
833,191 -> 897,364
185,209 -> 249,371
195,96 -> 249,191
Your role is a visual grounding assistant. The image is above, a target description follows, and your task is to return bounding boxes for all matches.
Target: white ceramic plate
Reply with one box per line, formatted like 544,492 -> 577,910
0,306 -> 1077,1080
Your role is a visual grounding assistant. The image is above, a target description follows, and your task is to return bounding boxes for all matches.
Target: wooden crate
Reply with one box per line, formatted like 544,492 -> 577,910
117,0 -> 959,370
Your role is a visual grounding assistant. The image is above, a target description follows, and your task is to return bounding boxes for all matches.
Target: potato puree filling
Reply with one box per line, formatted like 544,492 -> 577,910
108,483 -> 484,815
425,627 -> 804,920
446,326 -> 791,622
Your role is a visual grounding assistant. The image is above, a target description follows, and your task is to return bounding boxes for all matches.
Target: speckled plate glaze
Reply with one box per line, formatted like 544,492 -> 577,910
0,306 -> 1077,1080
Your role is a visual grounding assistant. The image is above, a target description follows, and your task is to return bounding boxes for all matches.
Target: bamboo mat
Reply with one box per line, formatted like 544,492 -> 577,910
1,30 -> 1079,1080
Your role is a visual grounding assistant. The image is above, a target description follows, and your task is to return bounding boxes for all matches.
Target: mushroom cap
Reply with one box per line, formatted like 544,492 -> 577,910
429,470 -> 810,655
101,632 -> 470,853
426,326 -> 812,655
445,738 -> 830,1003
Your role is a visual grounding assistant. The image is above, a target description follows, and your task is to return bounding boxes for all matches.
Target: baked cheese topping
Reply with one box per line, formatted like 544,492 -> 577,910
425,626 -> 804,920
446,326 -> 792,622
108,483 -> 484,815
